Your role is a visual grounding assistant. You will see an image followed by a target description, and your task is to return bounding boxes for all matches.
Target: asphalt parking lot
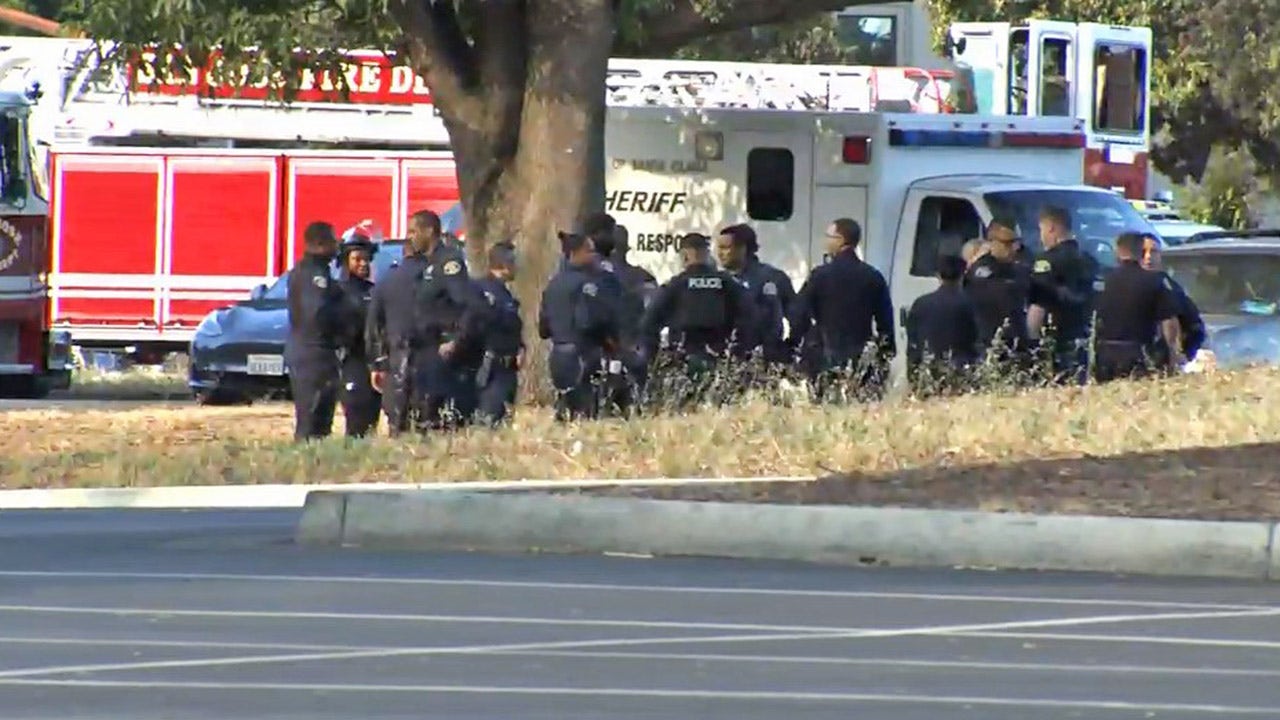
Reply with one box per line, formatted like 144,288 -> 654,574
0,509 -> 1278,719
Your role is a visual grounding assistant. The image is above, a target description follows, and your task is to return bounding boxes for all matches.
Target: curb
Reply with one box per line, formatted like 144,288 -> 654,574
297,490 -> 1280,581
0,476 -> 811,510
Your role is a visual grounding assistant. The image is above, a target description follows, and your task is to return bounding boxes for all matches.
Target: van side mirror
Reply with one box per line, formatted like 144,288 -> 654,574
250,284 -> 267,301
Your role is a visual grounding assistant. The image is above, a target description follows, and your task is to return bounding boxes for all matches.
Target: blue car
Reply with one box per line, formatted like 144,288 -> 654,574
1162,230 -> 1280,370
187,238 -> 413,405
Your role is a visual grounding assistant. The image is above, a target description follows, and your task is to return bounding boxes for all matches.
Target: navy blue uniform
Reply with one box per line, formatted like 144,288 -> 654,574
963,253 -> 1032,357
641,263 -> 753,407
413,244 -> 490,429
789,248 -> 895,399
642,263 -> 753,356
285,253 -> 345,440
610,259 -> 658,404
337,274 -> 380,437
750,258 -> 799,366
539,264 -> 620,421
474,275 -> 523,426
1092,260 -> 1179,382
1029,239 -> 1100,384
729,259 -> 787,362
905,284 -> 981,393
590,259 -> 638,416
366,253 -> 429,435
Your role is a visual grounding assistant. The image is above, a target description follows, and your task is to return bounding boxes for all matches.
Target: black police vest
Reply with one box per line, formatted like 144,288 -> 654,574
674,271 -> 729,331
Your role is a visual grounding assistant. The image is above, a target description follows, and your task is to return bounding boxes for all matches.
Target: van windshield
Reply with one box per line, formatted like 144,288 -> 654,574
984,189 -> 1158,268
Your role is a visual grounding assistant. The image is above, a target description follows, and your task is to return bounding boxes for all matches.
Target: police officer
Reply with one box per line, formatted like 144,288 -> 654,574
905,254 -> 981,396
367,210 -> 485,434
474,241 -> 523,427
412,210 -> 490,430
336,236 -> 380,437
720,223 -> 796,352
1142,233 -> 1207,365
722,223 -> 803,382
1027,206 -> 1100,384
640,232 -> 753,407
714,225 -> 786,364
583,212 -> 638,415
539,231 -> 620,422
789,218 -> 895,402
609,224 -> 658,404
964,217 -> 1032,367
367,213 -> 434,436
1092,232 -> 1182,382
285,221 -> 344,441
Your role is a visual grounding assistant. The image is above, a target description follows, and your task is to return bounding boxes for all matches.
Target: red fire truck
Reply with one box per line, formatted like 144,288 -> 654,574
49,147 -> 459,357
0,87 -> 72,397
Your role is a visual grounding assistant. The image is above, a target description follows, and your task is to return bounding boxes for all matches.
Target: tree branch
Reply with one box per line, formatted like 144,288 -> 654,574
617,0 -> 874,56
388,0 -> 482,123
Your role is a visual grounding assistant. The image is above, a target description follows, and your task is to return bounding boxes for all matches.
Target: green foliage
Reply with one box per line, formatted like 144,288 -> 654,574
1172,145 -> 1265,230
673,13 -> 852,64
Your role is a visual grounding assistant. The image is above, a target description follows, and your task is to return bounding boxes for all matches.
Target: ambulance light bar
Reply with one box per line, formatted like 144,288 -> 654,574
888,129 -> 1086,148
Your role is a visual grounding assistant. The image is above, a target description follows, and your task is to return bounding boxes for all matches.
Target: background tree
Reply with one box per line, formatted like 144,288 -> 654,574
1174,146 -> 1264,230
53,0 -> 877,390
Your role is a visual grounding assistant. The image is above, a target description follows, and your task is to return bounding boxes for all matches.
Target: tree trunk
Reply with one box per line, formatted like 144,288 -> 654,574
416,0 -> 615,405
509,0 -> 614,403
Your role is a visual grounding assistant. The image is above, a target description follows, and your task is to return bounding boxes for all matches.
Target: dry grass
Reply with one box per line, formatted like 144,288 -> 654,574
3,366 -> 1279,489
60,366 -> 191,400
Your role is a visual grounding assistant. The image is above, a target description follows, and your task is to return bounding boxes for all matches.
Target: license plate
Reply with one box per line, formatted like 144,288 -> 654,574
246,354 -> 285,376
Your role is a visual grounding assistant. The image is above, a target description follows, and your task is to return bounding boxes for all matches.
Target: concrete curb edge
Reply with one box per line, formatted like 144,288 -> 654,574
298,490 -> 1280,581
0,476 -> 812,510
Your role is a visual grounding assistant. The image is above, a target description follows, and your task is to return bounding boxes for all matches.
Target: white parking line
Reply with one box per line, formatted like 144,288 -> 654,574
0,679 -> 1273,714
0,636 -> 368,652
0,570 -> 1270,611
0,606 -> 1274,680
496,649 -> 1280,677
0,605 -> 868,634
955,630 -> 1280,650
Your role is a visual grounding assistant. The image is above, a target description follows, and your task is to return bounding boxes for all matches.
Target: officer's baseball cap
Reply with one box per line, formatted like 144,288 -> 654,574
679,232 -> 710,250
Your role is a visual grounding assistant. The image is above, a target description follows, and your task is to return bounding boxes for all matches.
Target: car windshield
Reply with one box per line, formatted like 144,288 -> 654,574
1163,251 -> 1280,317
984,189 -> 1158,268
